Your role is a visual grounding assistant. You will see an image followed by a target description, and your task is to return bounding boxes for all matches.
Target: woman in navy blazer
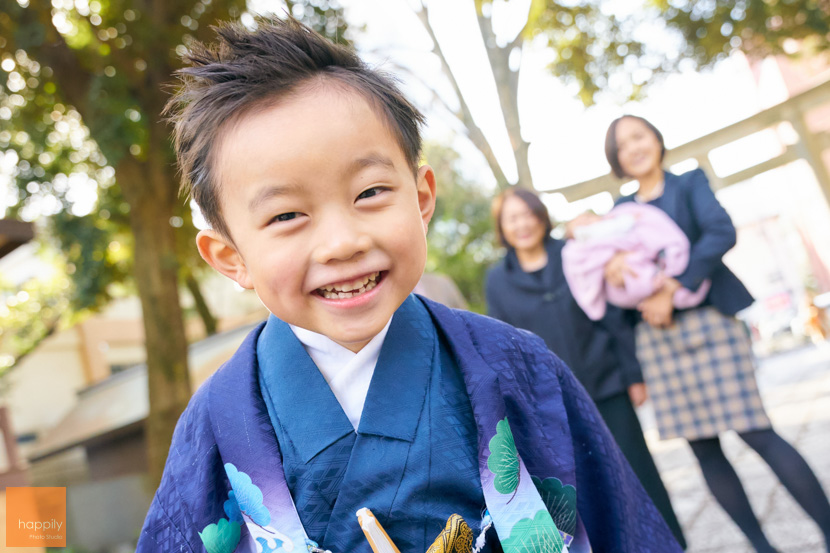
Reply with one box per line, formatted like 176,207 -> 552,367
606,115 -> 830,553
485,187 -> 686,548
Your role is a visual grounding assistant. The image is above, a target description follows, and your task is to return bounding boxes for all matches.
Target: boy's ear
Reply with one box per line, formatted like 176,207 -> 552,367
195,229 -> 254,290
416,164 -> 437,232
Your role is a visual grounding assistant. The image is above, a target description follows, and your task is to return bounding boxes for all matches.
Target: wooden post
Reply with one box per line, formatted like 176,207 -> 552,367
696,156 -> 725,191
0,407 -> 22,470
787,108 -> 830,210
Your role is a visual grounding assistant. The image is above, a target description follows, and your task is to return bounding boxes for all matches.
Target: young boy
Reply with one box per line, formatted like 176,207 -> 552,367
138,17 -> 683,553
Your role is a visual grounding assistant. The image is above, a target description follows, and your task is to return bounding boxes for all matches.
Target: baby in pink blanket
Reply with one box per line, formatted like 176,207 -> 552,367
562,202 -> 711,321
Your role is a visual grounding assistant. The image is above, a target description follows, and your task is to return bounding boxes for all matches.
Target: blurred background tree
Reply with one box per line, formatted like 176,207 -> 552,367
423,141 -> 500,313
0,252 -> 73,390
411,0 -> 667,189
0,0 -> 349,484
653,0 -> 830,67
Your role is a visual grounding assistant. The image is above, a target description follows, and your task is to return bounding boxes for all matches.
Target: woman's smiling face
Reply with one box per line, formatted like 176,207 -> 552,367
615,117 -> 664,179
499,195 -> 547,253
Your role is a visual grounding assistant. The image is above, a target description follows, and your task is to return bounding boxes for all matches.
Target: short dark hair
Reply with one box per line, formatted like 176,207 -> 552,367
604,115 -> 666,179
491,187 -> 553,248
166,16 -> 425,239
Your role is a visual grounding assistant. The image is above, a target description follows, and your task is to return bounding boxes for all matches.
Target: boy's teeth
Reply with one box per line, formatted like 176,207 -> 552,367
319,272 -> 380,299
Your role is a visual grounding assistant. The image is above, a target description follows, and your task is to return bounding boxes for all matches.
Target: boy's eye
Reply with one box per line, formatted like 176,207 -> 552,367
357,186 -> 387,200
271,212 -> 299,224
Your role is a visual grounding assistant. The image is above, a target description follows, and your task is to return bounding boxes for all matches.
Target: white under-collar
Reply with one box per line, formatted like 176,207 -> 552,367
289,319 -> 393,430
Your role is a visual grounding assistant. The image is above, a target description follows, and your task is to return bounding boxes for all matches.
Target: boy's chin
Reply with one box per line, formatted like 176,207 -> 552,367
329,331 -> 380,353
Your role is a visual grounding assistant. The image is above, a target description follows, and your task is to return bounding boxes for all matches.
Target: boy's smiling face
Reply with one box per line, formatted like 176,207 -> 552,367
197,84 -> 436,352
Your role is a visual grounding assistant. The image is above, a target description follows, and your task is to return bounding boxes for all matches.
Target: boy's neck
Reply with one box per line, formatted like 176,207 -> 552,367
290,318 -> 393,354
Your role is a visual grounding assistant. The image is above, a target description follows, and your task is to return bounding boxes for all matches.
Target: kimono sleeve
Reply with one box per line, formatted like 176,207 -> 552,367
540,341 -> 681,552
137,382 -> 225,552
138,494 -> 194,552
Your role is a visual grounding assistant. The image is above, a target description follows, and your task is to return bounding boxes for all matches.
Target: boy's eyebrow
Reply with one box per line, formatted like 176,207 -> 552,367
247,183 -> 302,213
347,154 -> 396,175
247,155 -> 396,212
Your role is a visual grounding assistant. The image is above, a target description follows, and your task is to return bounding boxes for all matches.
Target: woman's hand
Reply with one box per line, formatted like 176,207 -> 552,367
638,278 -> 681,328
604,251 -> 637,288
627,383 -> 648,407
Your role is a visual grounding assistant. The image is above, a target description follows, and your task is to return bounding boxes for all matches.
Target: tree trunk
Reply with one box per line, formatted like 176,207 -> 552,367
118,153 -> 191,486
185,272 -> 218,336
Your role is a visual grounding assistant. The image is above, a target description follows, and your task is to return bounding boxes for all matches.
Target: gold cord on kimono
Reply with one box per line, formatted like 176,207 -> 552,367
426,514 -> 474,553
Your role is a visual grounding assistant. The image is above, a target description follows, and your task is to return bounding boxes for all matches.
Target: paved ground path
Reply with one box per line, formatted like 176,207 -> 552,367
643,344 -> 830,553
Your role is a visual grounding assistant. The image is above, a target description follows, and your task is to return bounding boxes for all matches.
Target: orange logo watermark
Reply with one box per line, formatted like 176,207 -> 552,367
5,487 -> 67,547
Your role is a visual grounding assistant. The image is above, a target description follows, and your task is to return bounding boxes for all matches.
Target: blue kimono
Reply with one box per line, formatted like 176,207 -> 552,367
137,296 -> 682,553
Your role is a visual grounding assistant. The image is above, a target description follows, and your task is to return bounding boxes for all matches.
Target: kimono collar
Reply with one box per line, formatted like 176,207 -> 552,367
258,315 -> 354,463
257,296 -> 434,462
356,295 -> 434,442
289,319 -> 392,430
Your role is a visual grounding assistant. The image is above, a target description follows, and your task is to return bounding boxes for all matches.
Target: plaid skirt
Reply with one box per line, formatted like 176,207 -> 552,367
636,306 -> 771,441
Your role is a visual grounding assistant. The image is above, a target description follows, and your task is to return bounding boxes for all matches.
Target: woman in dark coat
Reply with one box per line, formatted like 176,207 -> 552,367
485,187 -> 686,549
605,114 -> 830,553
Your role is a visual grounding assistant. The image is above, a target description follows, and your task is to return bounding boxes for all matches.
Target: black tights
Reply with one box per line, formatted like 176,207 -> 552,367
689,428 -> 830,553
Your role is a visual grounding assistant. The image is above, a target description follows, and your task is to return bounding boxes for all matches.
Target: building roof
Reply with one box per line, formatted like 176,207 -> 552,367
28,322 -> 259,461
0,219 -> 34,259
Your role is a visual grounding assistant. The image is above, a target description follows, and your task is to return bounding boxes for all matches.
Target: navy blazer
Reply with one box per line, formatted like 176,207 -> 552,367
485,238 -> 644,401
616,168 -> 753,316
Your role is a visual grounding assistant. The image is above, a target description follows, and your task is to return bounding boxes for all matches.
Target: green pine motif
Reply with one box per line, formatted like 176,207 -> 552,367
487,418 -> 520,494
531,475 -> 578,536
198,518 -> 242,553
500,509 -> 564,553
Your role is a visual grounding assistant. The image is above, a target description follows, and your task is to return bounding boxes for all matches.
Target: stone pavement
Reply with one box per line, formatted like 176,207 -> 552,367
640,343 -> 830,553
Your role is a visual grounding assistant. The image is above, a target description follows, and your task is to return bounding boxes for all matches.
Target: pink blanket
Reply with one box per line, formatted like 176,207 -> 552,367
562,203 -> 711,320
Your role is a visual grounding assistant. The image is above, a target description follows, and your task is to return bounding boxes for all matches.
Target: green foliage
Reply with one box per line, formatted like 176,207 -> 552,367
0,47 -> 133,313
0,249 -> 76,379
424,142 -> 500,313
525,2 -> 656,106
487,0 -> 830,106
286,0 -> 351,46
652,0 -> 830,66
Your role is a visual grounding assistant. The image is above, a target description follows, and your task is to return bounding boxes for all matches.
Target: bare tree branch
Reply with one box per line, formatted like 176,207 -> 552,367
414,1 -> 509,187
473,5 -> 531,188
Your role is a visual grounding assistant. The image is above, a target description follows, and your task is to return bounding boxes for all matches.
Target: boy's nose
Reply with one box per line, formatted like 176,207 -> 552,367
311,222 -> 373,264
